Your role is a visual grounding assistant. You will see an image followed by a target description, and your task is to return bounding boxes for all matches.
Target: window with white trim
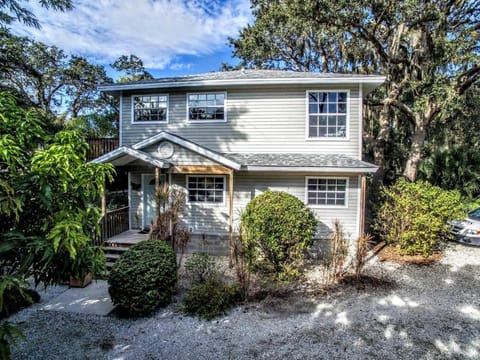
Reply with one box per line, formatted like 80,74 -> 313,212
132,95 -> 168,123
308,91 -> 347,138
187,93 -> 225,121
306,177 -> 347,206
187,176 -> 225,203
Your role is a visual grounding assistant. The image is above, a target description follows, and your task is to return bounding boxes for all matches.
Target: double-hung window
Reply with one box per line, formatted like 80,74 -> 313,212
306,177 -> 348,206
307,91 -> 348,138
187,92 -> 226,122
187,176 -> 225,204
132,95 -> 168,123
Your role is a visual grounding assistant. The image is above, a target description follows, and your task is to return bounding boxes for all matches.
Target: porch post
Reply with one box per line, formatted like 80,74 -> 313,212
229,169 -> 234,266
359,175 -> 367,236
155,167 -> 160,197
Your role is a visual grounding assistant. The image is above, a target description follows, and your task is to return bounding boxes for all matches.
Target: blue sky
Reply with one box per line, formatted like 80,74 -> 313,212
13,0 -> 252,79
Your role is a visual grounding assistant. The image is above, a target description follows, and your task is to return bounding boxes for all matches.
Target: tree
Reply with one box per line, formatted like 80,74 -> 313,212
419,146 -> 480,197
0,0 -> 72,28
0,92 -> 114,356
0,30 -> 114,119
231,0 -> 480,182
111,54 -> 154,83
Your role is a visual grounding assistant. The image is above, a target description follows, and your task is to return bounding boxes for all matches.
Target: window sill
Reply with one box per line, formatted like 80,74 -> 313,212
131,121 -> 168,125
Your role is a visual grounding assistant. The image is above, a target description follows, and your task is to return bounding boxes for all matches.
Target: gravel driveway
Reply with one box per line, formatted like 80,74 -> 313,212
10,243 -> 480,360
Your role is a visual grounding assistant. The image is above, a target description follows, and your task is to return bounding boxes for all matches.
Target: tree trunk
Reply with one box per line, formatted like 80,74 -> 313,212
403,119 -> 428,181
372,102 -> 391,186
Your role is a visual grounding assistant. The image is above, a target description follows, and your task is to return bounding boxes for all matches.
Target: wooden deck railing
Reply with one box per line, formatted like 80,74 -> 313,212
86,138 -> 119,161
92,206 -> 129,246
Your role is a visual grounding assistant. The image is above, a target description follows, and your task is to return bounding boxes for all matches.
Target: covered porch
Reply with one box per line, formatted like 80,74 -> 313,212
90,132 -> 242,260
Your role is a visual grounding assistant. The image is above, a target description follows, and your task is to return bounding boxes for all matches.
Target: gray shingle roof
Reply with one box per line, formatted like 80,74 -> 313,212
102,70 -> 383,87
223,153 -> 377,172
99,70 -> 385,95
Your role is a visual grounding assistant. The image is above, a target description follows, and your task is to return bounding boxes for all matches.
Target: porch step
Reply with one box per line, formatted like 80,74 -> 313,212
103,244 -> 136,272
103,246 -> 130,252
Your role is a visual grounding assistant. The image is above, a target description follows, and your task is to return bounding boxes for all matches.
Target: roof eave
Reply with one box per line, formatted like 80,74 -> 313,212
99,76 -> 386,95
89,146 -> 169,168
243,166 -> 378,173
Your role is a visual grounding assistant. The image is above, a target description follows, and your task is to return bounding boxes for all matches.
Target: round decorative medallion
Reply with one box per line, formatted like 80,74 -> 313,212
157,142 -> 175,159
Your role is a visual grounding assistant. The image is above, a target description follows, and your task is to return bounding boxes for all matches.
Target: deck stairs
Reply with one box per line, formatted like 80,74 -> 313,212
103,230 -> 148,271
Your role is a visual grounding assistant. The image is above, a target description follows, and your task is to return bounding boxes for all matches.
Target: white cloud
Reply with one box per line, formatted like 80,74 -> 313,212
13,0 -> 251,69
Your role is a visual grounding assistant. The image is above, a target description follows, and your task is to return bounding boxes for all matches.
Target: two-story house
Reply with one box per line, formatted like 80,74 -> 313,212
92,70 -> 385,254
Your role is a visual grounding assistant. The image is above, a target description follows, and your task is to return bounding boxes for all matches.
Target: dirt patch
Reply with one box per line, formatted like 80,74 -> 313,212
252,272 -> 396,318
338,274 -> 396,290
376,244 -> 443,265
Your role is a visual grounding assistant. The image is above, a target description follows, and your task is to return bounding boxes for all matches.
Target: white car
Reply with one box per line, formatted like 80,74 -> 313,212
451,207 -> 480,246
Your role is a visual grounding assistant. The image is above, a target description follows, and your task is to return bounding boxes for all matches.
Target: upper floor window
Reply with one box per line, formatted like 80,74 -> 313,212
306,177 -> 348,207
187,92 -> 226,122
307,91 -> 348,138
132,95 -> 168,123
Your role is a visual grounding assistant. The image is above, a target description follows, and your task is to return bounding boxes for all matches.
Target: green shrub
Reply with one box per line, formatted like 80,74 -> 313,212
374,178 -> 464,257
240,190 -> 317,278
0,287 -> 40,319
108,240 -> 177,317
184,253 -> 217,284
182,278 -> 241,320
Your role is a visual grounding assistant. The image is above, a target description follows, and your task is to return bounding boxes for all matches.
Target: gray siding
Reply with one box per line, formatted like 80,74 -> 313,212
121,85 -> 361,158
130,172 -> 360,240
144,141 -> 218,166
233,173 -> 360,240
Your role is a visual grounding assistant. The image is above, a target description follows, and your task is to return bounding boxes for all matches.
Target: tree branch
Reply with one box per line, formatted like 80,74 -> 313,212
456,64 -> 480,95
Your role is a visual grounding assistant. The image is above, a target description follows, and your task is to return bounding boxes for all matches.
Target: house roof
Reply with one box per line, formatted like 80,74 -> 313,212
131,132 -> 242,170
90,132 -> 377,173
224,153 -> 378,173
99,70 -> 385,95
90,146 -> 170,168
89,132 -> 242,170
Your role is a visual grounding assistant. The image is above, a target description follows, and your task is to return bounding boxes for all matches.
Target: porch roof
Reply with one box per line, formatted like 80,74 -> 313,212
90,146 -> 169,168
223,153 -> 378,173
131,132 -> 242,170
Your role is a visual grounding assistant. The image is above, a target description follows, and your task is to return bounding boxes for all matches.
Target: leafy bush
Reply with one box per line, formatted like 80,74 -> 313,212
108,240 -> 177,317
182,278 -> 241,320
184,253 -> 217,284
374,179 -> 464,257
240,190 -> 317,278
0,287 -> 40,319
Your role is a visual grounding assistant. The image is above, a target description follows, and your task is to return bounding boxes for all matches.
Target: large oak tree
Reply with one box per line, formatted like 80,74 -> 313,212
231,0 -> 480,182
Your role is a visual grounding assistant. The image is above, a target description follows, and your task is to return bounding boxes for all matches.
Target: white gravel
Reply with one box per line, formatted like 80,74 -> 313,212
9,243 -> 480,360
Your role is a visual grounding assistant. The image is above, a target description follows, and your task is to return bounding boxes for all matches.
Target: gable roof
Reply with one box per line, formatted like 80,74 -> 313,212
90,146 -> 170,168
224,153 -> 378,173
99,70 -> 385,95
91,132 -> 242,170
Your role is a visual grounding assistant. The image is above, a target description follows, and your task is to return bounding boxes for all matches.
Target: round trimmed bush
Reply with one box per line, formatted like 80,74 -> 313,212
108,240 -> 177,317
240,190 -> 317,277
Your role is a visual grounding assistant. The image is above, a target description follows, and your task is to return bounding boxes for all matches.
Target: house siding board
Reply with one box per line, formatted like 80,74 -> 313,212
121,86 -> 360,158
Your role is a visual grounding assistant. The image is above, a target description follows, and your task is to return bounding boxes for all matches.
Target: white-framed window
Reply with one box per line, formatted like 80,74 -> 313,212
307,91 -> 348,138
186,175 -> 225,204
132,94 -> 168,123
187,92 -> 226,122
306,177 -> 348,207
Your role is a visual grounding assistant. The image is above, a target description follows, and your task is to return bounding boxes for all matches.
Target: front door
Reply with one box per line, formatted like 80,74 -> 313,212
142,174 -> 165,229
